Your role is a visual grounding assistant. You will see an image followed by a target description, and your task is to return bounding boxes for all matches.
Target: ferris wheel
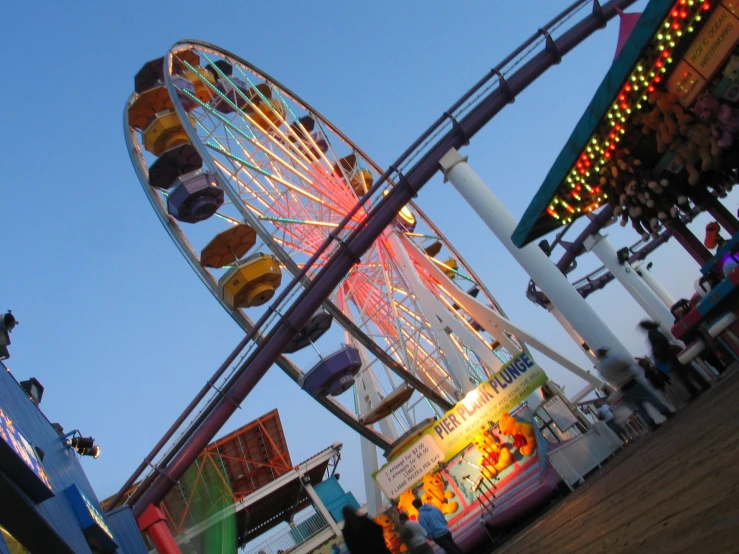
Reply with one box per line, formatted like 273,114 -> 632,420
124,40 -> 530,506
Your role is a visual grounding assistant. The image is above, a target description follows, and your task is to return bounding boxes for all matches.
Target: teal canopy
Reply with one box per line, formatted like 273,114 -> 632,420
512,0 -> 676,247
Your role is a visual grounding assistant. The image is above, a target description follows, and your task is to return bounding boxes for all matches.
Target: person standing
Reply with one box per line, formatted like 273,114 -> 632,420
341,506 -> 391,554
397,512 -> 433,554
596,400 -> 623,438
412,499 -> 463,554
637,356 -> 684,409
596,348 -> 674,432
639,320 -> 710,399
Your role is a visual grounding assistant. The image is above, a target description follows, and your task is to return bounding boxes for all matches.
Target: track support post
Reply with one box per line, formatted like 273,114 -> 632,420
138,504 -> 183,554
439,147 -> 637,385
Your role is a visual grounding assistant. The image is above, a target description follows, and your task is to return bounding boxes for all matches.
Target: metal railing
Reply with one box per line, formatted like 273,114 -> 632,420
244,510 -> 329,554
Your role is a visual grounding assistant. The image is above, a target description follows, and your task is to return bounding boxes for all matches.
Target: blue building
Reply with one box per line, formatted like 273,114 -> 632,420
0,360 -> 147,553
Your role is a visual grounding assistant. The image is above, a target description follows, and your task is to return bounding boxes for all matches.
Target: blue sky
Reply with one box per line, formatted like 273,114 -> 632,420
2,0 -> 732,510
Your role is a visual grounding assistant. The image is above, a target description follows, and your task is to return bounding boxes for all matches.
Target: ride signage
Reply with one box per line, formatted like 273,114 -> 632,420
374,435 -> 444,499
374,353 -> 547,498
667,2 -> 739,105
0,406 -> 53,502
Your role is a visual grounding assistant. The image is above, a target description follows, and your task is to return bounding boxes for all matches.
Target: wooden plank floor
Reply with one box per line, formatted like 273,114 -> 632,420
492,372 -> 739,554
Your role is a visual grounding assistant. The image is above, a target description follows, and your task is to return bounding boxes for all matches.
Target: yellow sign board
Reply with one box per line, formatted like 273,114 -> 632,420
374,353 -> 547,499
684,5 -> 739,80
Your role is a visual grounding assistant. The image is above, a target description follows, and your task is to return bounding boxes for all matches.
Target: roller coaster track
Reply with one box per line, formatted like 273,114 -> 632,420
130,0 -> 638,517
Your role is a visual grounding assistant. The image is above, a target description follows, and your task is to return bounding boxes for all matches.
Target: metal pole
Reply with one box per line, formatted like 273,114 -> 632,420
302,481 -> 343,537
666,220 -> 712,265
138,504 -> 183,554
547,305 -> 598,364
583,233 -> 680,342
439,149 -> 637,382
632,261 -> 677,310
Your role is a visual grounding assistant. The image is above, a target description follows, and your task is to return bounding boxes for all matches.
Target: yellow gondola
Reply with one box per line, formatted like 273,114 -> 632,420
142,111 -> 196,157
220,252 -> 282,308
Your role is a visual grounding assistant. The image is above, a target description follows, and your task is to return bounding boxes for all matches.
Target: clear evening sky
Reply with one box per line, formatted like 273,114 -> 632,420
3,0 -> 731,506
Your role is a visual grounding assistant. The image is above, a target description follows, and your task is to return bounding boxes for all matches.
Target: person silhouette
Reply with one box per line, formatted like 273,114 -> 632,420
341,506 -> 390,554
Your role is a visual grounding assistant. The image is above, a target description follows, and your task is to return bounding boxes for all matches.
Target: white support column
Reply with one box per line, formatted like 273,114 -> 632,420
439,148 -> 637,384
301,480 -> 343,536
583,233 -> 681,344
632,261 -> 678,310
547,305 -> 599,364
353,345 -> 398,517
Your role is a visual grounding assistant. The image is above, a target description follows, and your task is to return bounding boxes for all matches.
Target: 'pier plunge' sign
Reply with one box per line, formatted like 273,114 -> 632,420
374,353 -> 547,498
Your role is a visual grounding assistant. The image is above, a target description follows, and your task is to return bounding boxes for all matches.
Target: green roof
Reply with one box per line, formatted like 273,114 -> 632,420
512,0 -> 683,247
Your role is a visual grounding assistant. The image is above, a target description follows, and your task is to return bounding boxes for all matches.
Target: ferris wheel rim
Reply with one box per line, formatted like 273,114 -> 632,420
128,41 -> 526,436
159,44 -> 497,391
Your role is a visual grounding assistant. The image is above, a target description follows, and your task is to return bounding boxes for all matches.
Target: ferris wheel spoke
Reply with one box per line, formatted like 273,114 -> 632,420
181,86 -> 325,202
206,139 -> 345,217
211,157 -> 276,215
347,278 -> 453,390
348,271 -> 433,358
229,65 -> 344,178
358,250 -> 437,355
264,220 -> 348,260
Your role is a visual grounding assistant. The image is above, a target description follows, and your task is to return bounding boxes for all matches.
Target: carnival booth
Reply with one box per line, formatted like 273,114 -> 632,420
370,354 -> 570,553
513,0 -> 739,364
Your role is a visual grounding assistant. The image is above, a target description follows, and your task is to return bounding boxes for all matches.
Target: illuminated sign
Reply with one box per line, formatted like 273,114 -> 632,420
668,2 -> 739,106
0,406 -> 53,502
65,485 -> 117,553
374,353 -> 547,498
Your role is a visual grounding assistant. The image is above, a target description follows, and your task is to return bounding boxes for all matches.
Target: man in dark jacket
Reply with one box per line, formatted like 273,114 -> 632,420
639,320 -> 710,399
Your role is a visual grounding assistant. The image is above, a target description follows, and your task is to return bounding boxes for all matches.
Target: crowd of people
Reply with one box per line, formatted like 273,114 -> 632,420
341,500 -> 463,554
594,317 -> 726,436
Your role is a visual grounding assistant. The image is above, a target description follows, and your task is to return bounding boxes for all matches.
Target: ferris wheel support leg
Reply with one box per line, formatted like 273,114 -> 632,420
360,438 -> 385,516
631,261 -> 678,310
388,234 -> 478,394
583,233 -> 682,344
439,148 -> 637,385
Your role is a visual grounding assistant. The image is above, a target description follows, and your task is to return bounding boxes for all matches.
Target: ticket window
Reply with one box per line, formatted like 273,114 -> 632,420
0,526 -> 31,554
